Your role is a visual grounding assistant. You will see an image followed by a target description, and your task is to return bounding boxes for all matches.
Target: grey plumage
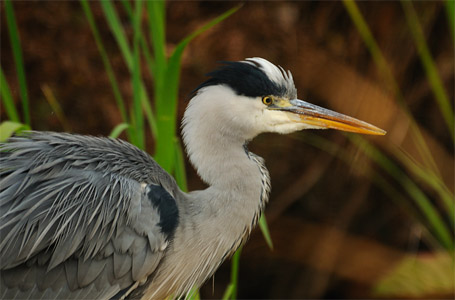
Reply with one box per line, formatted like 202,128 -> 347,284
0,57 -> 385,299
1,132 -> 176,299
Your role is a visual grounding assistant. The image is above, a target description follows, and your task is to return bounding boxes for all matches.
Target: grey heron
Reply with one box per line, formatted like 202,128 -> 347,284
0,57 -> 385,299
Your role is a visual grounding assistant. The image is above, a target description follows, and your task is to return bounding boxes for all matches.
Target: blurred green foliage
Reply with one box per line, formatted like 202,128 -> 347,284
342,0 -> 453,296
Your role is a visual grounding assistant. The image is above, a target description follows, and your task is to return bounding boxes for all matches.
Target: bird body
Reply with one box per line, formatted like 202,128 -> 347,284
0,58 -> 385,299
0,131 -> 268,299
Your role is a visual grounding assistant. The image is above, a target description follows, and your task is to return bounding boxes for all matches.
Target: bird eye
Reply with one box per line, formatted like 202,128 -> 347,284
262,96 -> 273,106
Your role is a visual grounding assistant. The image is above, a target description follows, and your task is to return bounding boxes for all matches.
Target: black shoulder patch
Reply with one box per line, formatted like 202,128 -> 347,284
147,184 -> 179,239
192,61 -> 287,98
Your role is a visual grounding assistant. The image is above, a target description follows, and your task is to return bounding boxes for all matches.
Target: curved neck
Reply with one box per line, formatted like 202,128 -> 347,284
183,115 -> 258,189
181,88 -> 271,234
182,99 -> 269,233
182,90 -> 262,189
171,91 -> 271,297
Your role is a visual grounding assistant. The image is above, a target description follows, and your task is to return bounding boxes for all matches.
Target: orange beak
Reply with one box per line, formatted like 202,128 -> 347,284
279,99 -> 386,135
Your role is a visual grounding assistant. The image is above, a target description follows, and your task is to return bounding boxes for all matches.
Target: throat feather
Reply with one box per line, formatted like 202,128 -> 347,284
245,151 -> 271,228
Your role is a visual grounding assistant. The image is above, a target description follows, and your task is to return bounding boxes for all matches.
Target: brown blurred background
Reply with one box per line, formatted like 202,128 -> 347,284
1,1 -> 454,299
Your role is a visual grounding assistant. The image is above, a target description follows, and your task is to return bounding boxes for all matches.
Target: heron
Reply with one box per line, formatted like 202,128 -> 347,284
0,57 -> 385,299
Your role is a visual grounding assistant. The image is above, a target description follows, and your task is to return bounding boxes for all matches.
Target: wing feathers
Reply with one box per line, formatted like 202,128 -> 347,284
0,133 -> 182,299
112,228 -> 136,254
1,132 -> 179,299
102,241 -> 115,257
113,252 -> 132,279
77,258 -> 107,287
21,266 -> 36,290
64,260 -> 79,291
131,240 -> 147,281
39,264 -> 65,290
133,246 -> 162,282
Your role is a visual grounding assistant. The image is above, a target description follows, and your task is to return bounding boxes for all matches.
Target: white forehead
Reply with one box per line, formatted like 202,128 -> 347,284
244,57 -> 297,98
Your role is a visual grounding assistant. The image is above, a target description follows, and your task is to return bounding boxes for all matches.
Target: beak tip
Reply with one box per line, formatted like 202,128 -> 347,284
364,128 -> 386,136
371,127 -> 387,136
287,99 -> 387,136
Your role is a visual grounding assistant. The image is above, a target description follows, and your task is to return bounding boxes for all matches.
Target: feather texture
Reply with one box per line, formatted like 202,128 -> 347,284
0,132 -> 180,299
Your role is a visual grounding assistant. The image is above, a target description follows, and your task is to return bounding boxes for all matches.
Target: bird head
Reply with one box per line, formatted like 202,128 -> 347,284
185,57 -> 386,142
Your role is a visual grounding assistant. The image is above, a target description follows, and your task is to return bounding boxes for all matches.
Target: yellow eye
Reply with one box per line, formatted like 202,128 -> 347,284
262,96 -> 273,106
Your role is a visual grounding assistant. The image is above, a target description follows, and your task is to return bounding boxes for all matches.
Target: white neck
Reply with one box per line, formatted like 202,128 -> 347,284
182,86 -> 264,189
181,85 -> 271,253
154,86 -> 271,298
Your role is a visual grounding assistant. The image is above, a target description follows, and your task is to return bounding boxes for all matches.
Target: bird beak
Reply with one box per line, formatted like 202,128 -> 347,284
275,99 -> 386,135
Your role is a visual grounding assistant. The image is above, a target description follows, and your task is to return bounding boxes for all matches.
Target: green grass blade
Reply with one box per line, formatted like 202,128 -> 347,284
221,284 -> 235,300
391,146 -> 454,224
187,287 -> 201,300
100,0 -> 133,70
121,0 -> 156,78
41,84 -> 72,132
131,0 -> 144,150
258,215 -> 273,249
145,0 -> 167,160
128,109 -> 138,146
145,0 -> 173,171
4,0 -> 30,126
342,0 -> 397,94
101,0 -> 157,143
401,1 -> 454,138
80,0 -> 128,125
146,0 -> 166,79
146,0 -> 167,139
0,67 -> 20,122
86,0 -> 157,143
119,0 -> 133,16
445,0 -> 455,42
351,136 -> 453,251
109,123 -> 129,139
0,121 -> 29,142
342,0 -> 442,177
374,252 -> 454,297
153,5 -> 241,172
229,246 -> 242,300
173,5 -> 241,53
296,132 -> 447,250
174,139 -> 188,191
142,97 -> 158,142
